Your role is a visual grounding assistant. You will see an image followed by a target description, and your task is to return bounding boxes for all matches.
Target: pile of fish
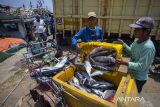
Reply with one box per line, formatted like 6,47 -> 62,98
88,47 -> 116,72
67,47 -> 118,101
69,70 -> 116,101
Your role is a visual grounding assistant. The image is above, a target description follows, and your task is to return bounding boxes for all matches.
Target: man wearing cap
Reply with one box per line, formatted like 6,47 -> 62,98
34,15 -> 47,41
116,17 -> 155,93
71,12 -> 103,48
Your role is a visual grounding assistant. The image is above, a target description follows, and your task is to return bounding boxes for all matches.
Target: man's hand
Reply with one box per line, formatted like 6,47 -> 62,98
76,43 -> 81,52
116,58 -> 128,66
113,39 -> 124,45
76,43 -> 80,49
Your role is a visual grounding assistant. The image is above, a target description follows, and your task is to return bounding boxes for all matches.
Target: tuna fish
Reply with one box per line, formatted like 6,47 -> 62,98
31,56 -> 68,77
89,47 -> 116,56
92,65 -> 114,71
36,76 -> 50,85
90,89 -> 104,98
93,56 -> 116,64
53,56 -> 68,68
72,76 -> 80,85
89,47 -> 108,55
103,90 -> 116,99
90,70 -> 105,77
84,60 -> 92,78
69,70 -> 117,100
87,46 -> 117,72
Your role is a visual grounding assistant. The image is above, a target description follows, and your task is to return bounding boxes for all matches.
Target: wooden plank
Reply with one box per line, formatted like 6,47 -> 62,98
54,15 -> 160,20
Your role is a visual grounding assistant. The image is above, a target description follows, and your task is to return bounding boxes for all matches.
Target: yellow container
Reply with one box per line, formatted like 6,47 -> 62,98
79,42 -> 123,71
79,41 -> 123,58
53,42 -> 139,107
53,66 -> 140,107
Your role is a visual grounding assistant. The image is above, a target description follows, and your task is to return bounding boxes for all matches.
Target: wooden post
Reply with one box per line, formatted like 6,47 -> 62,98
80,0 -> 83,29
108,0 -> 113,36
52,0 -> 57,42
119,0 -> 127,37
71,0 -> 73,35
130,0 -> 139,38
156,21 -> 160,40
75,0 -> 78,32
98,0 -> 101,26
102,0 -> 107,35
62,0 -> 65,39
147,0 -> 153,16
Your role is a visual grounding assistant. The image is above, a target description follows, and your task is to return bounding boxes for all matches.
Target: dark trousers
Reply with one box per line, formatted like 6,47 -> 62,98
135,79 -> 146,93
39,33 -> 47,41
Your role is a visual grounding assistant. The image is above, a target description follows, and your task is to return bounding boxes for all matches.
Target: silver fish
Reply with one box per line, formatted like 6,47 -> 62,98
103,90 -> 116,99
89,55 -> 107,66
34,56 -> 68,76
72,76 -> 80,85
54,56 -> 68,68
69,81 -> 91,93
84,60 -> 92,78
90,50 -> 116,58
90,83 -> 114,91
78,71 -> 91,82
89,56 -> 114,67
92,65 -> 114,71
69,81 -> 87,92
90,89 -> 104,98
91,70 -> 105,77
36,76 -> 50,85
90,47 -> 116,57
93,56 -> 116,64
88,47 -> 116,72
89,47 -> 107,55
95,81 -> 115,90
75,71 -> 84,82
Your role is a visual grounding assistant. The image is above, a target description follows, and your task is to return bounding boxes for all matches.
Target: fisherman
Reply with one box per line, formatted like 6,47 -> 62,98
115,17 -> 156,93
71,12 -> 103,49
26,23 -> 34,41
34,15 -> 47,41
48,14 -> 55,35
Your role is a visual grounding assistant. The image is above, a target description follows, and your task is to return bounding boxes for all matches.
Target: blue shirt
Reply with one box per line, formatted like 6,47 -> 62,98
124,38 -> 155,80
49,17 -> 54,25
71,26 -> 103,46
